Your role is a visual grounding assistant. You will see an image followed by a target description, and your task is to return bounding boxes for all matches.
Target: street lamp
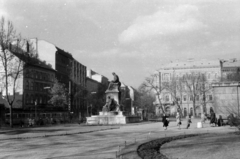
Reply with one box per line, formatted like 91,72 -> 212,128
35,100 -> 37,121
90,92 -> 97,115
87,104 -> 92,117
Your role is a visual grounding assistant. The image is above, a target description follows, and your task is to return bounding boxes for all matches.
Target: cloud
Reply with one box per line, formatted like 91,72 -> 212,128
118,4 -> 206,44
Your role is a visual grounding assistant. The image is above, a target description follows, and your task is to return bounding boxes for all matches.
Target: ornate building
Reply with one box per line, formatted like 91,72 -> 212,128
154,59 -> 221,117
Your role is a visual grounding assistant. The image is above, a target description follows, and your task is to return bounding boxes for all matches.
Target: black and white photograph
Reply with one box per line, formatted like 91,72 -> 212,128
0,0 -> 240,158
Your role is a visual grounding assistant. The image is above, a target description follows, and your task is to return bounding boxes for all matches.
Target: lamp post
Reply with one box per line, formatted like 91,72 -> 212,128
87,104 -> 92,117
90,92 -> 96,114
35,100 -> 37,120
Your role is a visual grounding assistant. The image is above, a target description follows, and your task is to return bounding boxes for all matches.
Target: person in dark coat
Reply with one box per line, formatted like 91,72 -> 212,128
210,112 -> 216,126
162,113 -> 169,130
218,115 -> 223,127
186,115 -> 192,129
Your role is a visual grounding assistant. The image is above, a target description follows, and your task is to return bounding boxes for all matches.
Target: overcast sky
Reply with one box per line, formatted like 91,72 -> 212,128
1,0 -> 240,88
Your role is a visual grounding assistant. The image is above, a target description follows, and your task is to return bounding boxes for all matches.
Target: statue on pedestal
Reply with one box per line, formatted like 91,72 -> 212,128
102,72 -> 122,113
102,96 -> 120,112
108,72 -> 121,101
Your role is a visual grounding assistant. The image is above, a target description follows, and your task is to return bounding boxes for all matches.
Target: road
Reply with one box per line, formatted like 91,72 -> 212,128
0,119 -> 236,159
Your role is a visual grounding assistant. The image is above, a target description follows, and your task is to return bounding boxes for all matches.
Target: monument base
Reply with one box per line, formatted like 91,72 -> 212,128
86,111 -> 126,125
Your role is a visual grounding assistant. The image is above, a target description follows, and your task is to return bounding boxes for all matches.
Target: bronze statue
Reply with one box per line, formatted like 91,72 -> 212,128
102,96 -> 120,112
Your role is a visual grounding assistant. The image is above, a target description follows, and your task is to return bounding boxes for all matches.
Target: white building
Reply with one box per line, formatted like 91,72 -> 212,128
154,59 -> 221,117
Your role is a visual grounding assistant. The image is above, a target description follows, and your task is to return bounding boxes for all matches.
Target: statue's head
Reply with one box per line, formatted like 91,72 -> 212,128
112,72 -> 116,75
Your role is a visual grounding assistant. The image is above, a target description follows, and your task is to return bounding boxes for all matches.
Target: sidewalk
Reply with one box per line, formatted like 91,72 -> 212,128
0,123 -> 120,140
0,121 -> 153,140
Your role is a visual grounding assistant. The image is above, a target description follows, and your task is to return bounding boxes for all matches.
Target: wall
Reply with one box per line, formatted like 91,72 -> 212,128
212,83 -> 240,118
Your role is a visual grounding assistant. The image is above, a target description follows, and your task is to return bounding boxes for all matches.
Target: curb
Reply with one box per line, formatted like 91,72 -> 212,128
137,134 -> 201,159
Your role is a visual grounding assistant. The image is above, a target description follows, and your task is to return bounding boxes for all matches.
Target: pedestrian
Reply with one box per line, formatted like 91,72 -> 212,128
176,112 -> 181,129
218,115 -> 223,127
162,113 -> 169,130
210,111 -> 216,127
186,115 -> 192,129
201,113 -> 206,123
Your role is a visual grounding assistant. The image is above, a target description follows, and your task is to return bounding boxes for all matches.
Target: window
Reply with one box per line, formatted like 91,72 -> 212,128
196,95 -> 199,101
208,73 -> 211,79
36,71 -> 38,79
30,82 -> 33,90
31,95 -> 34,104
39,73 -> 42,80
26,94 -> 29,104
36,83 -> 39,91
26,80 -> 29,90
208,95 -> 213,101
165,95 -> 169,102
183,95 -> 187,101
163,73 -> 170,81
39,96 -> 42,104
190,95 -> 193,101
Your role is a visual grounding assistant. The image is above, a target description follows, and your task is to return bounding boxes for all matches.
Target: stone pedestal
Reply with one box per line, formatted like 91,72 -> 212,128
105,83 -> 120,105
86,111 -> 126,125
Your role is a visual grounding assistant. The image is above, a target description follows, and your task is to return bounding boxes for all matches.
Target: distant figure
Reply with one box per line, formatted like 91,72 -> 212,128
227,113 -> 234,126
176,112 -> 181,129
162,113 -> 169,130
186,115 -> 192,129
201,113 -> 206,123
210,112 -> 216,126
218,115 -> 223,127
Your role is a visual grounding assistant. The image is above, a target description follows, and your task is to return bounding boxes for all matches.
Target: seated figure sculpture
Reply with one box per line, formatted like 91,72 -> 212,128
102,96 -> 111,112
102,96 -> 120,112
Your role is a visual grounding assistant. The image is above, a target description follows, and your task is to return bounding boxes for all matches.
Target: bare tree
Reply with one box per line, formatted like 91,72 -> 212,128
0,17 -> 36,127
163,75 -> 185,116
182,72 -> 202,117
140,74 -> 166,114
198,73 -> 213,114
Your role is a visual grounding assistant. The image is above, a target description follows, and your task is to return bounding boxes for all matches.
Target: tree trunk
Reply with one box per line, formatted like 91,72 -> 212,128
157,95 -> 165,114
10,105 -> 13,128
203,92 -> 206,113
193,100 -> 196,117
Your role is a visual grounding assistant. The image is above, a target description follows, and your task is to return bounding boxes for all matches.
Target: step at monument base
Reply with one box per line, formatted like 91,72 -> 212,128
86,111 -> 126,125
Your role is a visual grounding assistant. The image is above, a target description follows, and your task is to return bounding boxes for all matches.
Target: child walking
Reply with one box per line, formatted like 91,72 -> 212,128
186,115 -> 192,129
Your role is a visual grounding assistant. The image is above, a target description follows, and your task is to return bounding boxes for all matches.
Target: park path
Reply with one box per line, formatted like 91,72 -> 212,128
0,119 -> 237,159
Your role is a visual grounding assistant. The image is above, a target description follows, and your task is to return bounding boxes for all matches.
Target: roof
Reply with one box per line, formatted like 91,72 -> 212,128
159,59 -> 220,70
223,59 -> 240,68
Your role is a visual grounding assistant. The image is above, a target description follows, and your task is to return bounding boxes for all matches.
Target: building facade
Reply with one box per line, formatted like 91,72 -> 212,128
154,59 -> 221,117
23,63 -> 55,110
32,40 -> 87,120
221,59 -> 240,78
71,58 -> 87,120
86,69 -> 109,115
